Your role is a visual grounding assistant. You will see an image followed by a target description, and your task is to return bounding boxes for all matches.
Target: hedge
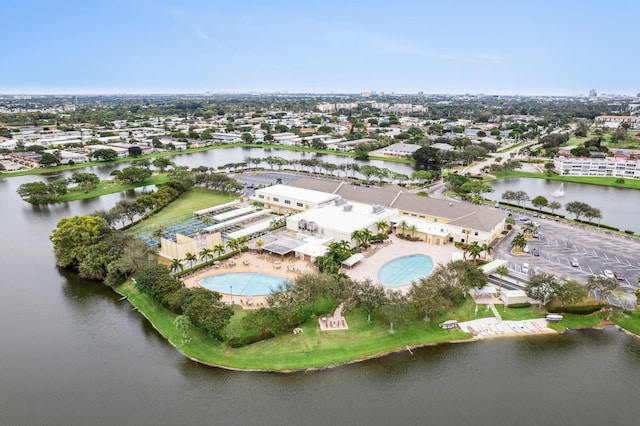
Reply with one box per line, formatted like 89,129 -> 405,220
547,304 -> 607,315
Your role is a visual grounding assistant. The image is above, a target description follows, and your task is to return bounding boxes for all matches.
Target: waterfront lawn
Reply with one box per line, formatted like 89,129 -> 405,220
117,281 -> 474,371
611,310 -> 640,335
48,174 -> 171,203
547,312 -> 608,332
128,188 -> 236,231
495,305 -> 544,321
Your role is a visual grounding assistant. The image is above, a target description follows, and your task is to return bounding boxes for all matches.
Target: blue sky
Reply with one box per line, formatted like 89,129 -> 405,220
1,0 -> 638,95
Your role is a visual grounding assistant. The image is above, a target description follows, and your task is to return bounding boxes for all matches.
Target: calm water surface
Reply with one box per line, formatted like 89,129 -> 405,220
487,178 -> 640,233
2,158 -> 640,425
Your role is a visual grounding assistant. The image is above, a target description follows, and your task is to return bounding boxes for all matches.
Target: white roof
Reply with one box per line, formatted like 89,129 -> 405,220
256,184 -> 339,205
204,210 -> 272,232
195,200 -> 241,215
212,206 -> 255,222
291,202 -> 396,236
481,259 -> 508,274
342,253 -> 364,267
294,242 -> 329,258
225,219 -> 272,240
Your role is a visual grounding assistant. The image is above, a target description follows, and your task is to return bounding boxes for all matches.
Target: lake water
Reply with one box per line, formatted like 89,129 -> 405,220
487,178 -> 640,234
2,158 -> 640,425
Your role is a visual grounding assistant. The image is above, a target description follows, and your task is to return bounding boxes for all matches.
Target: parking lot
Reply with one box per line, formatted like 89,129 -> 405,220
493,213 -> 640,295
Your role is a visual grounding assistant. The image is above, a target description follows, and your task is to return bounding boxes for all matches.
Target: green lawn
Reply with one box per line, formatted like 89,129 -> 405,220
117,281 -> 476,371
128,188 -> 237,231
51,174 -> 172,202
611,310 -> 640,335
494,305 -> 544,321
547,312 -> 608,332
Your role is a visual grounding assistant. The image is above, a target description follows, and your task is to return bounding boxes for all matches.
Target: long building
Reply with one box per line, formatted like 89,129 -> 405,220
251,178 -> 507,246
554,156 -> 640,179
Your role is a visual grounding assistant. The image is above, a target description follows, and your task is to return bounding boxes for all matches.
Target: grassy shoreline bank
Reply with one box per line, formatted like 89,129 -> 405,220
116,280 -> 636,372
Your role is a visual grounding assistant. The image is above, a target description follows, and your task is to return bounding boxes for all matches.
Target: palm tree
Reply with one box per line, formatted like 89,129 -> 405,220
408,224 -> 418,240
481,243 -> 493,260
199,248 -> 214,263
237,235 -> 250,250
495,264 -> 509,294
255,240 -> 265,252
511,233 -> 527,253
375,220 -> 389,235
361,229 -> 373,247
398,220 -> 408,236
468,241 -> 483,262
226,238 -> 240,253
213,243 -> 226,258
351,230 -> 364,249
170,258 -> 184,273
184,252 -> 197,268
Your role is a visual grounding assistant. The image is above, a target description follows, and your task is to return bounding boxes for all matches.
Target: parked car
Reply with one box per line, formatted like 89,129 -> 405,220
522,263 -> 529,274
614,271 -> 625,281
532,248 -> 540,256
519,217 -> 530,222
523,245 -> 530,253
603,270 -> 615,279
570,258 -> 580,267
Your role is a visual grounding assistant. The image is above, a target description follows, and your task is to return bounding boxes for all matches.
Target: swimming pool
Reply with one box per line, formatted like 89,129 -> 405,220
199,273 -> 287,296
378,254 -> 434,287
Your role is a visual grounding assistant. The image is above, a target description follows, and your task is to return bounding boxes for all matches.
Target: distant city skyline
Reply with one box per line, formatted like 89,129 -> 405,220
2,0 -> 638,96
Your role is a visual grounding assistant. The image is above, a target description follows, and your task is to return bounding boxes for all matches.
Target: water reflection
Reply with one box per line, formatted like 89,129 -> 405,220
488,178 -> 640,233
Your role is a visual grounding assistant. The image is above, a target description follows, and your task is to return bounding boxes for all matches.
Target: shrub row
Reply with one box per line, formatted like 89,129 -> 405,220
507,303 -> 531,309
547,304 -> 607,315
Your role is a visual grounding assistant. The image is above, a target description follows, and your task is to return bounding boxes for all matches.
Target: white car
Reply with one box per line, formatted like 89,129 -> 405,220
570,258 -> 580,267
523,245 -> 530,253
603,270 -> 615,279
522,263 -> 530,274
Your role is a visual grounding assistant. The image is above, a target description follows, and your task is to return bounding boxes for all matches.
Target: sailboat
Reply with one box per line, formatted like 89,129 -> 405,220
552,182 -> 565,197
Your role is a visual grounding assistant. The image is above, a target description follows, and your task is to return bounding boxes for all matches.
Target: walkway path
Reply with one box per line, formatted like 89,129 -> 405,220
319,303 -> 348,331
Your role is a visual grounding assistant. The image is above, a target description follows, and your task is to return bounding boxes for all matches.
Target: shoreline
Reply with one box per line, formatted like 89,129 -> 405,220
116,283 -> 624,374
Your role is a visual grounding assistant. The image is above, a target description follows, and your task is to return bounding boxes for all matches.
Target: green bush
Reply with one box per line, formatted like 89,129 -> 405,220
226,332 -> 274,348
507,302 -> 531,308
548,304 -> 606,315
624,230 -> 635,235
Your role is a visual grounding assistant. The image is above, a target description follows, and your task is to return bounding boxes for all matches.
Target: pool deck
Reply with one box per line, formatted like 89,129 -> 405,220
181,234 -> 464,306
181,252 -> 315,308
343,235 -> 463,293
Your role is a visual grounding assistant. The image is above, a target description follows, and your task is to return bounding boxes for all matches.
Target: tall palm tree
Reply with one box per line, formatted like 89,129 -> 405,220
199,247 -> 214,262
481,243 -> 493,260
398,220 -> 408,236
255,240 -> 265,252
170,258 -> 184,273
184,252 -> 197,268
511,233 -> 527,253
226,238 -> 240,253
351,229 -> 364,249
375,220 -> 389,235
495,264 -> 509,294
361,229 -> 373,247
237,235 -> 250,250
468,241 -> 483,262
408,224 -> 418,240
213,243 -> 226,258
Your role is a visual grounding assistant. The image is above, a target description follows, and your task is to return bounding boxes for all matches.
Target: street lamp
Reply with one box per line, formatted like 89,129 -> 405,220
230,285 -> 233,305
